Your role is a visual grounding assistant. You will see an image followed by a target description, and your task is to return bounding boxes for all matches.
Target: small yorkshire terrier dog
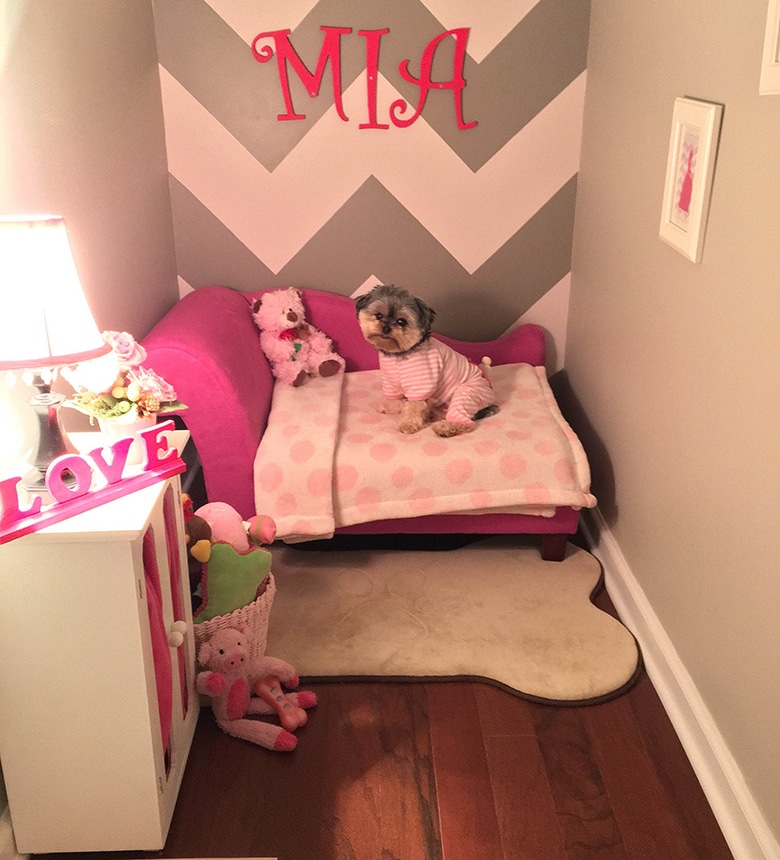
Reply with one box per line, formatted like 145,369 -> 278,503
355,285 -> 499,437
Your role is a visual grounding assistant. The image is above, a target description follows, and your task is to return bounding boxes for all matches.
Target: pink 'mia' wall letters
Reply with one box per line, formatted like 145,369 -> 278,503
252,26 -> 477,130
0,420 -> 185,544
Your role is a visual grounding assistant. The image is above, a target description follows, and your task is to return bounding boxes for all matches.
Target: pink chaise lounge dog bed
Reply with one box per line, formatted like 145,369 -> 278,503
143,286 -> 596,560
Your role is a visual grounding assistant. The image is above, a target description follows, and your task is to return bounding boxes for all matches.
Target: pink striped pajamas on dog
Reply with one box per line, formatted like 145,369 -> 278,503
379,338 -> 495,426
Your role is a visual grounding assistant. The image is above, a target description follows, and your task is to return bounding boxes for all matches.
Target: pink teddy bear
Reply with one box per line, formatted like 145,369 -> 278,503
196,625 -> 317,751
251,287 -> 344,386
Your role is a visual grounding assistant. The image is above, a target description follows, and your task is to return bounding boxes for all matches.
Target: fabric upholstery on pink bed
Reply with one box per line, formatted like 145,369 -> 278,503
143,287 -> 273,517
142,286 -> 579,551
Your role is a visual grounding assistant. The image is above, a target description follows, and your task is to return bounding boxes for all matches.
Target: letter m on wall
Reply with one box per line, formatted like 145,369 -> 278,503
252,26 -> 352,121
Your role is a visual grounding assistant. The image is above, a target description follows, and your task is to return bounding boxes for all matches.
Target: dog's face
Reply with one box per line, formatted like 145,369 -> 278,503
355,285 -> 436,355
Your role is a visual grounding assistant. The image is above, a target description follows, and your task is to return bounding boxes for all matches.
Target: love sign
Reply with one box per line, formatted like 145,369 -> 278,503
0,420 -> 186,545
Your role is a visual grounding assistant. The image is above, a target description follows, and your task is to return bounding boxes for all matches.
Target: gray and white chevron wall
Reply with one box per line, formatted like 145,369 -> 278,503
153,0 -> 590,368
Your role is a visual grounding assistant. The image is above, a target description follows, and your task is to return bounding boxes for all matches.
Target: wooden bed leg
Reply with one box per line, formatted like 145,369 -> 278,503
541,534 -> 568,562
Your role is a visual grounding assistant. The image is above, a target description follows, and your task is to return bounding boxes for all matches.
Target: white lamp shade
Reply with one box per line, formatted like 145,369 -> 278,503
0,216 -> 110,370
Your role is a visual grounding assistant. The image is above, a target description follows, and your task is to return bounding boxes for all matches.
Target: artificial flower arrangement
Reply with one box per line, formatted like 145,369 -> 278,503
63,330 -> 186,421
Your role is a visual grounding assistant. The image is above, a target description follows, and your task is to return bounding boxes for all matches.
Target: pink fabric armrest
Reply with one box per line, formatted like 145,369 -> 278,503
143,286 -> 273,518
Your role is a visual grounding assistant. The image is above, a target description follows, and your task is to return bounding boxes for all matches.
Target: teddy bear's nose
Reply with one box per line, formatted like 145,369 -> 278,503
286,311 -> 298,323
228,653 -> 245,666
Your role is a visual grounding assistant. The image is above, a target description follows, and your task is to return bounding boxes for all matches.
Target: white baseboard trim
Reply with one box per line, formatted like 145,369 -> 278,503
0,806 -> 27,860
582,509 -> 779,860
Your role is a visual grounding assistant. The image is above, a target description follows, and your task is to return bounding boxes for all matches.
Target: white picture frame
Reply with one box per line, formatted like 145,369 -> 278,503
760,0 -> 780,94
659,97 -> 723,264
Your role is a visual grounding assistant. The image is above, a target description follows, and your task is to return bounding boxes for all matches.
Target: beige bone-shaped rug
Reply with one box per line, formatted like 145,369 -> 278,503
265,537 -> 640,704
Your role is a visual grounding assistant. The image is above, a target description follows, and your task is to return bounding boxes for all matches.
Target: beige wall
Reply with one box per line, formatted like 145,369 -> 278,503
0,0 -> 177,457
567,0 -> 780,845
1,0 -> 177,337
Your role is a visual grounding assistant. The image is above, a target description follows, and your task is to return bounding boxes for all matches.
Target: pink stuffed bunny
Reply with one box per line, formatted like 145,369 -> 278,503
251,287 -> 344,386
196,625 -> 317,751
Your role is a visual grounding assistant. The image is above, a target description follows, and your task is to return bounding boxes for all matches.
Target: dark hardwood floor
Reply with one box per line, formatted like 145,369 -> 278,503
35,587 -> 735,860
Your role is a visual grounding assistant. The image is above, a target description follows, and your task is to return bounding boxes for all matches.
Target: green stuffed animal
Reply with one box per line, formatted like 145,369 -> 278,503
194,542 -> 272,622
190,501 -> 276,622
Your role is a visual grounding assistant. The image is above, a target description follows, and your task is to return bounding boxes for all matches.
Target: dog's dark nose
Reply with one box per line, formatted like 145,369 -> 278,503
382,322 -> 392,334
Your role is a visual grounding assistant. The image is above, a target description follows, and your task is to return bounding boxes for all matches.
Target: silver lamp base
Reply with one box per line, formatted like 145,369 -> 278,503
21,374 -> 77,493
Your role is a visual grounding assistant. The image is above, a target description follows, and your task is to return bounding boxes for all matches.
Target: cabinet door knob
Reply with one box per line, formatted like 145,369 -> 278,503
167,620 -> 188,647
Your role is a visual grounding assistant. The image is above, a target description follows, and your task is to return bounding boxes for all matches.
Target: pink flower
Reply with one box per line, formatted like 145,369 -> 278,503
103,330 -> 147,369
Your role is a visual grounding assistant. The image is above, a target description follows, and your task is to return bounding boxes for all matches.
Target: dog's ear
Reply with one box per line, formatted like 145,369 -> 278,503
414,297 -> 436,334
354,288 -> 377,316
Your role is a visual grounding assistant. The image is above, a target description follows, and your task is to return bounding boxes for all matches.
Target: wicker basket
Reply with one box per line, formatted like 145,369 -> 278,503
193,573 -> 276,667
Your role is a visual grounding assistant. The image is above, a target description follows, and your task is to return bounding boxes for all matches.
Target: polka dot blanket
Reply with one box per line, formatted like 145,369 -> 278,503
253,363 -> 597,542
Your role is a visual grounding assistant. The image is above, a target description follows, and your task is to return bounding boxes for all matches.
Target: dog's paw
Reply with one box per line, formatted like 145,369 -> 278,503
430,419 -> 474,437
380,399 -> 405,415
400,399 -> 432,432
399,420 -> 425,434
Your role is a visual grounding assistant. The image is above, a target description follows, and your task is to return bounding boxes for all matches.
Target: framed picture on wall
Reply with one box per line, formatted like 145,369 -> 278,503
760,0 -> 780,94
659,97 -> 723,263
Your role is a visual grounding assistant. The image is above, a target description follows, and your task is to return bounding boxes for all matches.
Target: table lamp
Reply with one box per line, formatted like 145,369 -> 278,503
0,216 -> 110,492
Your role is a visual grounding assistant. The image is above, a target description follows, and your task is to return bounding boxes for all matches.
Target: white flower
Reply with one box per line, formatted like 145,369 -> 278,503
62,351 -> 121,395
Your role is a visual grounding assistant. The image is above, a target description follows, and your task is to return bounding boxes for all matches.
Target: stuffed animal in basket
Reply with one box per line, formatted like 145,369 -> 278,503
197,626 -> 317,751
194,501 -> 277,554
195,501 -> 253,552
252,287 -> 344,386
191,502 -> 275,622
182,494 -> 213,592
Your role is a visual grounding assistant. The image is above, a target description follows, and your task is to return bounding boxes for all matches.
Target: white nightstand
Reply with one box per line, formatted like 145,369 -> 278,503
0,431 -> 198,853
